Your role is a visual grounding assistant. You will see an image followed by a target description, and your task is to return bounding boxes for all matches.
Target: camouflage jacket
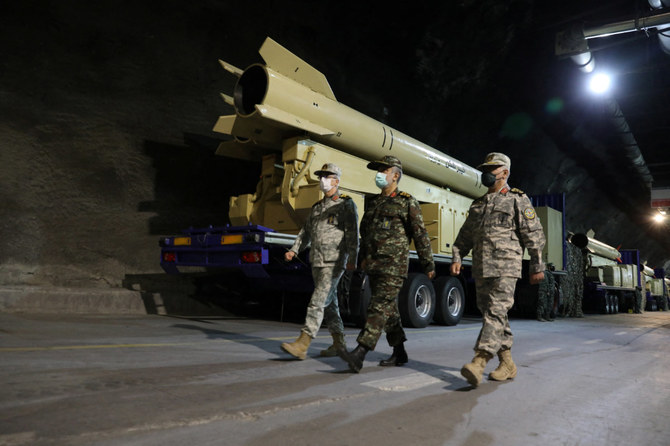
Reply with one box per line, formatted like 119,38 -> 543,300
359,189 -> 434,277
290,191 -> 359,268
452,185 -> 545,278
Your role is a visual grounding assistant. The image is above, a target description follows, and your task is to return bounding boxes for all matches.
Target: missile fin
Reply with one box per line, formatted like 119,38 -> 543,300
259,37 -> 337,101
256,104 -> 334,136
213,114 -> 288,150
213,114 -> 237,135
220,93 -> 234,107
219,59 -> 243,77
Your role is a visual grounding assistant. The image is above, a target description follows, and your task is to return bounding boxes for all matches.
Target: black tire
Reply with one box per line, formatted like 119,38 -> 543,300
398,273 -> 436,328
348,270 -> 371,328
433,276 -> 465,326
594,294 -> 609,314
613,293 -> 620,313
655,296 -> 663,312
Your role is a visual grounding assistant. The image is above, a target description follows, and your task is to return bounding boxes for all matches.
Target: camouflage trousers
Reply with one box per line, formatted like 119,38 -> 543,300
356,274 -> 406,350
474,276 -> 517,356
302,265 -> 345,339
536,270 -> 555,321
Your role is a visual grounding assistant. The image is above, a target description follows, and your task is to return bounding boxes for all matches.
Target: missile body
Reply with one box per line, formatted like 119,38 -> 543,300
570,233 -> 621,261
214,37 -> 487,199
642,264 -> 655,277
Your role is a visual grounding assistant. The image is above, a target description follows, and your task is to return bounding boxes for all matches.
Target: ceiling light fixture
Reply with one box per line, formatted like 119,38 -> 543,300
589,72 -> 612,94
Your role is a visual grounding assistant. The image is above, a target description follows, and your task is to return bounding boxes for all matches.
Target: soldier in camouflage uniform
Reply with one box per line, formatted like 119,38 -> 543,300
537,266 -> 556,321
562,240 -> 585,318
451,152 -> 545,387
338,155 -> 435,373
281,163 -> 359,360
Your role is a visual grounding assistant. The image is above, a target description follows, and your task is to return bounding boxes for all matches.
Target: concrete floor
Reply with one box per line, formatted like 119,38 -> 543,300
1,310 -> 669,446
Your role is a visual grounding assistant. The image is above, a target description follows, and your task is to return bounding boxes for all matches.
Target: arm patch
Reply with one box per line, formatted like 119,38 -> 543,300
523,207 -> 536,219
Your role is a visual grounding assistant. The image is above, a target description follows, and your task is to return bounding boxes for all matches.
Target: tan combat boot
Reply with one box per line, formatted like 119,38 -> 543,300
460,350 -> 493,387
320,333 -> 345,357
488,349 -> 517,381
281,331 -> 312,360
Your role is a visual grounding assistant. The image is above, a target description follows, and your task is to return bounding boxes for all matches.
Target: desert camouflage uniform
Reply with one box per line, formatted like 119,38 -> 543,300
356,189 -> 434,350
452,185 -> 545,355
289,192 -> 358,338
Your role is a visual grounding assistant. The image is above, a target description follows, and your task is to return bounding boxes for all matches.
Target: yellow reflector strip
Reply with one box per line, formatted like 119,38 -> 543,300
173,237 -> 191,246
222,234 -> 244,245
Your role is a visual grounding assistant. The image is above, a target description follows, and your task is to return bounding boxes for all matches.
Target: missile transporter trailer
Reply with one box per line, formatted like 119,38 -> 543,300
567,234 -> 660,314
159,37 -> 561,327
645,270 -> 669,311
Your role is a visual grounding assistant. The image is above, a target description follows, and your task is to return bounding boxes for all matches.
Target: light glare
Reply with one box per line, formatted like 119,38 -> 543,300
589,73 -> 611,94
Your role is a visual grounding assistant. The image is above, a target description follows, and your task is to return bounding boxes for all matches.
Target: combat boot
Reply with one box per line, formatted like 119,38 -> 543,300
320,333 -> 346,357
460,350 -> 493,387
338,343 -> 369,373
488,349 -> 517,381
280,331 -> 312,360
379,343 -> 408,367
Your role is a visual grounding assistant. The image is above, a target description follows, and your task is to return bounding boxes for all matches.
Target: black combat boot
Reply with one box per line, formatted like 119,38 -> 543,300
338,343 -> 369,373
379,343 -> 408,367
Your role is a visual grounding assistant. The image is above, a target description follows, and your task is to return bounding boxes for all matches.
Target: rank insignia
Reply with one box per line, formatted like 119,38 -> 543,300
523,208 -> 536,219
382,217 -> 391,229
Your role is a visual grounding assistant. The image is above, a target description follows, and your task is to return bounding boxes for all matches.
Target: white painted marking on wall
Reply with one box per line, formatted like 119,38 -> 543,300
526,347 -> 561,356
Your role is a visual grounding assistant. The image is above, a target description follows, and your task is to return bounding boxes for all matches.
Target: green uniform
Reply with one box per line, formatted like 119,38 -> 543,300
357,189 -> 434,350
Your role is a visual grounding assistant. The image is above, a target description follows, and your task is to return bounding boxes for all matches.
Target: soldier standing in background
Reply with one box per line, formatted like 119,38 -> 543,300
281,163 -> 358,359
563,240 -> 585,318
537,265 -> 556,321
338,155 -> 435,373
450,152 -> 545,387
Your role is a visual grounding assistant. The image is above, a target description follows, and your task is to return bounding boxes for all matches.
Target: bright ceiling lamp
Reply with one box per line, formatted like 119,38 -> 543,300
589,72 -> 612,94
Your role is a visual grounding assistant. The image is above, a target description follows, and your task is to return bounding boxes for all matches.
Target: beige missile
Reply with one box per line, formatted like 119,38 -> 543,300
570,233 -> 621,261
213,37 -> 487,199
642,263 -> 655,277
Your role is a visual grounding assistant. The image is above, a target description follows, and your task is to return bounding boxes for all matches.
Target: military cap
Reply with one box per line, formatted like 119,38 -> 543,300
367,155 -> 402,171
478,152 -> 511,170
314,163 -> 342,179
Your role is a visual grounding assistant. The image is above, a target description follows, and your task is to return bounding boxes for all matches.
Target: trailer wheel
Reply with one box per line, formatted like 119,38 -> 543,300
433,276 -> 465,326
348,270 -> 371,328
398,273 -> 435,328
613,293 -> 620,313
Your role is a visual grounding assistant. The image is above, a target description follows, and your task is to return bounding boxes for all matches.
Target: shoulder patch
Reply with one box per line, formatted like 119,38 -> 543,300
339,194 -> 351,199
511,188 -> 524,195
523,207 -> 536,220
399,191 -> 412,198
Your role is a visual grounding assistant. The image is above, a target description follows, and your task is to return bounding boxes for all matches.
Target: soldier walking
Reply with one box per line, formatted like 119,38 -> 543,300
338,155 -> 435,373
281,163 -> 359,359
450,152 -> 545,387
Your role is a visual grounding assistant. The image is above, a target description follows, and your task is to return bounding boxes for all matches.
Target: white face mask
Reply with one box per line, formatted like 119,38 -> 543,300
319,177 -> 335,193
375,171 -> 389,189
